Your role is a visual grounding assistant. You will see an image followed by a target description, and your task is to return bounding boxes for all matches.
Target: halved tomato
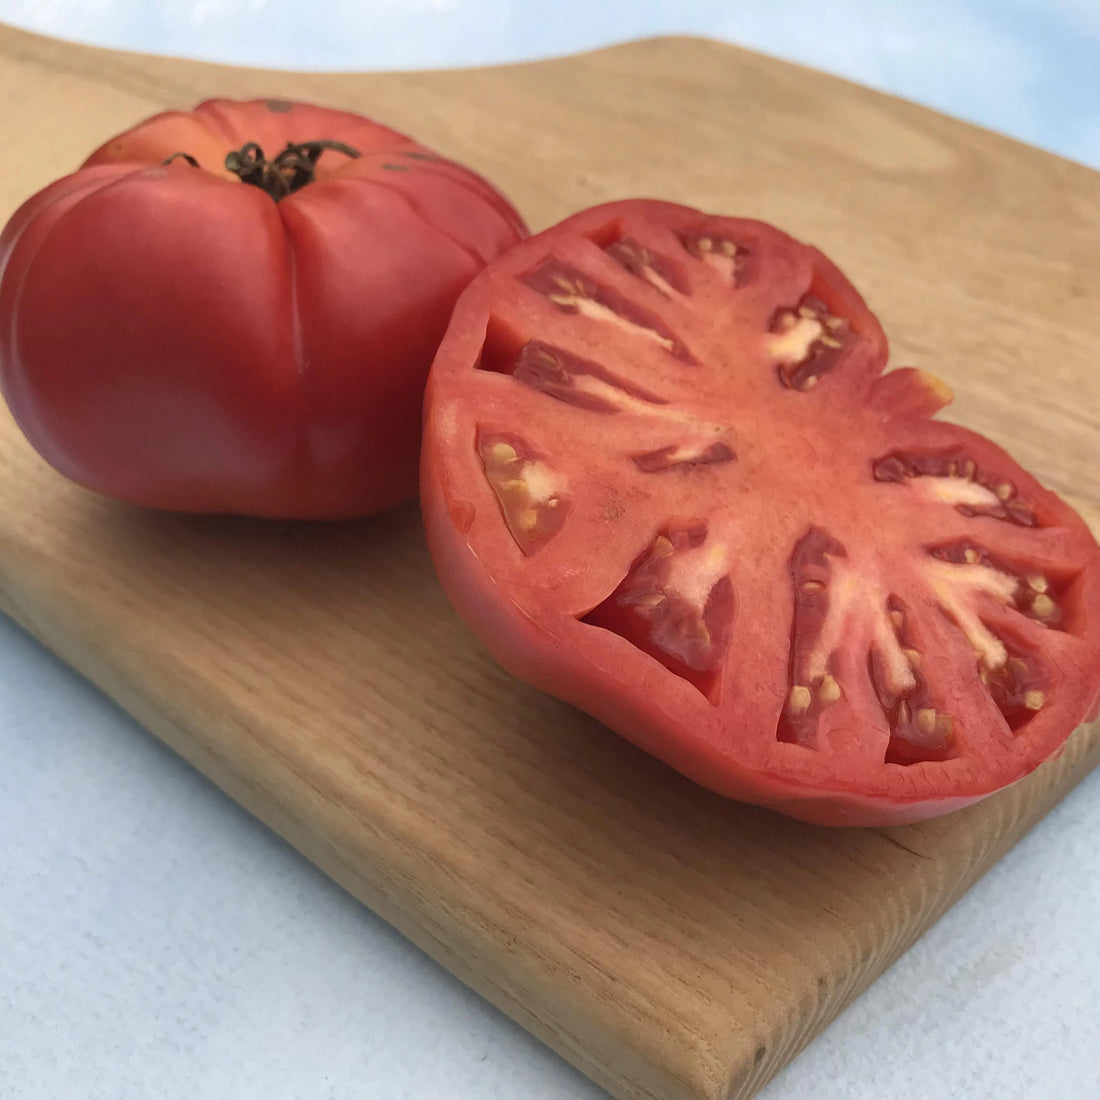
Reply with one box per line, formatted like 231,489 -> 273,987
421,199 -> 1100,827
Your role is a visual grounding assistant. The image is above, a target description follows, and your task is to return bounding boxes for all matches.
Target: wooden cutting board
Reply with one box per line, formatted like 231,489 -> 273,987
1,21 -> 1098,1100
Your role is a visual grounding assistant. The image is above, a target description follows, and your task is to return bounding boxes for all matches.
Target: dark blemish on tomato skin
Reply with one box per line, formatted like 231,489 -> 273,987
264,99 -> 293,113
404,151 -> 443,162
382,163 -> 410,171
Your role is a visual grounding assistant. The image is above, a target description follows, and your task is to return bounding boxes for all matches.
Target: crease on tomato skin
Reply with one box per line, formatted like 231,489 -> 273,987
314,132 -> 528,239
0,172 -> 120,317
340,169 -> 503,270
278,186 -> 478,515
0,165 -> 158,471
273,207 -> 317,507
0,164 -> 132,286
359,156 -> 530,262
391,155 -> 530,243
6,166 -> 302,510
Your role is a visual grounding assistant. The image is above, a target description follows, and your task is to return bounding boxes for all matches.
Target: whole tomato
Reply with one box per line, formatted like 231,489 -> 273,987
0,98 -> 527,518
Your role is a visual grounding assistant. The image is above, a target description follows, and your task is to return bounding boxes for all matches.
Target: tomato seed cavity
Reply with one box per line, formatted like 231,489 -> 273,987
928,542 -> 1064,630
604,237 -> 689,297
582,520 -> 731,703
478,432 -> 571,554
776,528 -> 849,746
872,599 -> 957,765
523,261 -> 693,361
874,450 -> 1037,526
498,340 -> 669,414
770,296 -> 853,392
678,233 -> 752,287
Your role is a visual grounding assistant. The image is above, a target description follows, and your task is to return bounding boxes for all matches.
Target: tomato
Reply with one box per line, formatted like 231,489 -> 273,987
0,98 -> 526,518
421,199 -> 1100,826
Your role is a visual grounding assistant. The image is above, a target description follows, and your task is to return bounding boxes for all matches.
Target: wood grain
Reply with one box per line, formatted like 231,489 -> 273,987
0,22 -> 1098,1100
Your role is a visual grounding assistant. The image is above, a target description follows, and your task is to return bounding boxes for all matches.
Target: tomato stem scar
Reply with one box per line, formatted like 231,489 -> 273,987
224,139 -> 361,200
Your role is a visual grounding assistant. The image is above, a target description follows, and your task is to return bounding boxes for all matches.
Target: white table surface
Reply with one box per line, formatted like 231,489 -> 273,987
1,3 -> 1098,1098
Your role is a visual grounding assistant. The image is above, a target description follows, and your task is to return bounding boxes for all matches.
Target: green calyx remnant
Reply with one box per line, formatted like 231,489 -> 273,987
163,140 -> 361,199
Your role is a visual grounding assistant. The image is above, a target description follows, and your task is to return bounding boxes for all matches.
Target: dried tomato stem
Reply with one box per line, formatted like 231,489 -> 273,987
223,139 -> 360,200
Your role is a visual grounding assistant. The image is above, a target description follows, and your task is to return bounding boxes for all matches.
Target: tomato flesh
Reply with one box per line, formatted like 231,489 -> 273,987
422,199 -> 1100,826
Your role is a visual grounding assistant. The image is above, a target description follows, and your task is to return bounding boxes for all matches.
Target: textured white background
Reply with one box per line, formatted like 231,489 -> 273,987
1,3 -> 1099,1098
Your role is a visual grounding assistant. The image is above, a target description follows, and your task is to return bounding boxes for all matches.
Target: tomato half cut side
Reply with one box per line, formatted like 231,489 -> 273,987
422,199 -> 1100,827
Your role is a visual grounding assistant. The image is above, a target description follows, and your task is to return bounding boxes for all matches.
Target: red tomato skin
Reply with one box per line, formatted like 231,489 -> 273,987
0,99 -> 527,518
421,199 -> 1100,827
